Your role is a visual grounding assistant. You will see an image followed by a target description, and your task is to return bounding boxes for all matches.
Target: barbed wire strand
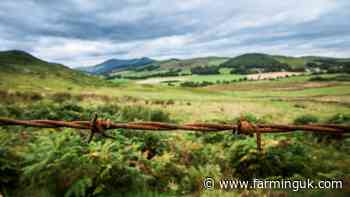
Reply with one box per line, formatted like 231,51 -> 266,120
0,116 -> 349,151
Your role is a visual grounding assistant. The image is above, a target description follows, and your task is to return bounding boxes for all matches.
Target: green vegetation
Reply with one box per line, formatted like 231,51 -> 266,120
221,53 -> 290,74
1,102 -> 349,196
307,58 -> 350,73
179,75 -> 247,87
183,74 -> 243,83
104,53 -> 349,80
149,57 -> 228,70
0,50 -> 116,92
190,66 -> 220,75
273,55 -> 307,70
0,51 -> 350,196
112,68 -> 182,80
309,74 -> 350,82
294,114 -> 319,125
110,57 -> 228,78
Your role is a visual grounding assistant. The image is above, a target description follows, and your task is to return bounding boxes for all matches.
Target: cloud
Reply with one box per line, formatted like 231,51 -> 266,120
0,0 -> 349,67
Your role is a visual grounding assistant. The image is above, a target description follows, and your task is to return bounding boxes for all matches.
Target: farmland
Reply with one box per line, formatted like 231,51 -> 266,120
0,51 -> 350,196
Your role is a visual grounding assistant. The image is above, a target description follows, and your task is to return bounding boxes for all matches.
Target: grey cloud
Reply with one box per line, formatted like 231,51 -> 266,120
0,0 -> 349,67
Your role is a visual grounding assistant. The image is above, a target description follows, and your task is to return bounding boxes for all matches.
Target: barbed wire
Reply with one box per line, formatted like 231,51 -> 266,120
0,114 -> 349,151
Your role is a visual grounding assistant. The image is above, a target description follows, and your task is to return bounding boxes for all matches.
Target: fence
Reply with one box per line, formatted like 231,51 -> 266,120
0,113 -> 349,152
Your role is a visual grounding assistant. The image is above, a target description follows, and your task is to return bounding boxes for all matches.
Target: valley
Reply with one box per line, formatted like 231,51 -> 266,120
1,50 -> 349,124
0,50 -> 349,196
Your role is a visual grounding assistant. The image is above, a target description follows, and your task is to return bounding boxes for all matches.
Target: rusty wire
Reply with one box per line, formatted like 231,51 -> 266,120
0,116 -> 349,151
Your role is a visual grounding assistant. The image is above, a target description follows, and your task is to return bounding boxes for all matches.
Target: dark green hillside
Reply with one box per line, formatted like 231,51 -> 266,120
109,57 -> 228,78
0,50 -> 112,91
79,57 -> 154,75
272,55 -> 307,71
0,50 -> 74,74
220,53 -> 350,74
306,58 -> 350,73
155,57 -> 228,69
0,50 -> 47,65
125,56 -> 228,72
101,53 -> 349,78
220,53 -> 290,74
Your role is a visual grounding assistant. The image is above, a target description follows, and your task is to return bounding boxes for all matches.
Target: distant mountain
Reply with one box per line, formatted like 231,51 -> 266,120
106,53 -> 348,79
106,56 -> 230,79
153,57 -> 228,69
0,50 -> 108,89
220,53 -> 350,74
78,57 -> 154,75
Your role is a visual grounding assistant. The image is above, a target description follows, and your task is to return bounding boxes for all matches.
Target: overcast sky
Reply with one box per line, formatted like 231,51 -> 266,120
0,0 -> 349,67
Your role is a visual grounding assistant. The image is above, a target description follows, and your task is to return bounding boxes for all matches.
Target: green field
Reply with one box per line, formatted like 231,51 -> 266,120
182,74 -> 243,82
2,70 -> 350,124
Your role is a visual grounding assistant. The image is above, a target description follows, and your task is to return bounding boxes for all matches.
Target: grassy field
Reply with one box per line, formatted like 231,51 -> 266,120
135,74 -> 243,85
3,72 -> 350,123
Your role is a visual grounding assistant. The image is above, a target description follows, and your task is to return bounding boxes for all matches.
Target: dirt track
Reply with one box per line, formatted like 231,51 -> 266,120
136,77 -> 186,84
247,72 -> 303,80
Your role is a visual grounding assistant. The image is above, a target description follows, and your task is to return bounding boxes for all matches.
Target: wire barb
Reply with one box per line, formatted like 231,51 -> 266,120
0,117 -> 349,146
237,118 -> 262,151
256,127 -> 262,153
87,113 -> 116,143
87,113 -> 98,143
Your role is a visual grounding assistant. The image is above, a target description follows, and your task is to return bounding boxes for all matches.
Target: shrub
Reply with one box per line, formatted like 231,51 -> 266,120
227,138 -> 311,179
294,114 -> 319,125
94,104 -> 120,121
327,113 -> 350,124
20,130 -> 148,196
0,91 -> 43,104
190,66 -> 220,75
201,133 -> 226,144
1,101 -> 172,123
139,133 -> 168,159
307,113 -> 350,143
293,103 -> 307,109
309,75 -> 350,82
309,76 -> 327,81
51,92 -> 73,103
233,113 -> 266,124
148,110 -> 171,122
180,165 -> 221,193
152,100 -> 165,105
30,93 -> 43,101
166,99 -> 175,105
17,102 -> 86,120
118,105 -> 171,122
0,132 -> 21,191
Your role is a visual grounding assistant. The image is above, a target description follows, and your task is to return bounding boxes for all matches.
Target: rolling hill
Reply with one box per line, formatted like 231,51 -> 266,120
107,57 -> 229,78
219,53 -> 289,74
104,53 -> 349,78
0,50 -> 110,91
220,53 -> 350,74
151,57 -> 228,69
2,50 -> 348,85
78,57 -> 154,75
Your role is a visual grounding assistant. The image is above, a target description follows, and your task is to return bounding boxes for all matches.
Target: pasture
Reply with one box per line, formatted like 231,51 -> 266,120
1,72 -> 350,196
3,73 -> 350,124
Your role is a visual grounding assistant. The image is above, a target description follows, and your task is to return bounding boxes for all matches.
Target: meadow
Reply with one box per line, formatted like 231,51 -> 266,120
78,74 -> 350,123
